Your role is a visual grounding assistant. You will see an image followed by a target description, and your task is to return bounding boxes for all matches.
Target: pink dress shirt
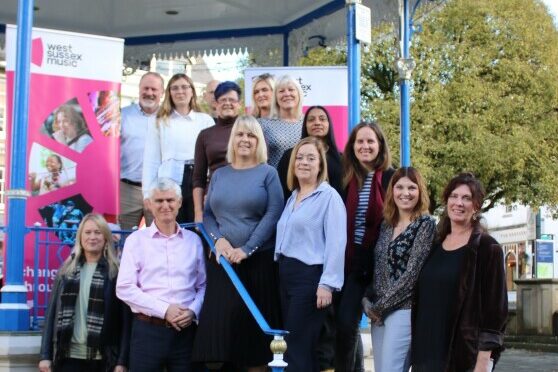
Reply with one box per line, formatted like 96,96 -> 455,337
116,223 -> 207,319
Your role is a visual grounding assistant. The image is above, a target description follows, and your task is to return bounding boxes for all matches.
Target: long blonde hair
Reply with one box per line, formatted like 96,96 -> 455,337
251,74 -> 275,118
58,213 -> 119,279
156,73 -> 201,127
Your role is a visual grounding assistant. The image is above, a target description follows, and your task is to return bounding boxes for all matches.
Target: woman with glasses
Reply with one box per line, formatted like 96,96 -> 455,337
258,75 -> 304,168
193,81 -> 242,222
251,73 -> 275,119
275,136 -> 346,372
142,73 -> 214,223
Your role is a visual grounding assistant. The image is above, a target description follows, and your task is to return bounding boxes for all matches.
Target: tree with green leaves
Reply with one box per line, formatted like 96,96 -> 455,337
300,0 -> 558,212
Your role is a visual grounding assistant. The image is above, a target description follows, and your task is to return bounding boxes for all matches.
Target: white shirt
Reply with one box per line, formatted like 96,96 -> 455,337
120,103 -> 156,182
142,110 -> 214,198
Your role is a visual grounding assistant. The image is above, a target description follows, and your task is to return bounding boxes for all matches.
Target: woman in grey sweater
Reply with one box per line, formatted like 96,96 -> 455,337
193,115 -> 283,372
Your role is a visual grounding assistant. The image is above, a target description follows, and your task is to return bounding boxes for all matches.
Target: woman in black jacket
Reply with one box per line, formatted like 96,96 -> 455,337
412,173 -> 507,371
39,213 -> 130,372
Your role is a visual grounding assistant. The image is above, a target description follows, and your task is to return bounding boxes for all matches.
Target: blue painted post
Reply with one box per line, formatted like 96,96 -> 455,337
399,0 -> 412,167
0,0 -> 35,331
347,0 -> 361,132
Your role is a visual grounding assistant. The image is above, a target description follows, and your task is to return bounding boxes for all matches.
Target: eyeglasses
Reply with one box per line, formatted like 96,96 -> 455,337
170,84 -> 192,92
252,73 -> 274,81
217,97 -> 239,104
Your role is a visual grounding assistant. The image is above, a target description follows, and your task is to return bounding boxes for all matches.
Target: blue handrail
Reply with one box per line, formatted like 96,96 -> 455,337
8,223 -> 287,338
186,222 -> 288,337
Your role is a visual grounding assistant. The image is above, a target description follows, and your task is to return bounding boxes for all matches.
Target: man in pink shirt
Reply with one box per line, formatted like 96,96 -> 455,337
117,178 -> 206,371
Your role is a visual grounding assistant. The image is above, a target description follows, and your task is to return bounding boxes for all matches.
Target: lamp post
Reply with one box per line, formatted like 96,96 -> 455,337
397,0 -> 424,167
0,0 -> 35,331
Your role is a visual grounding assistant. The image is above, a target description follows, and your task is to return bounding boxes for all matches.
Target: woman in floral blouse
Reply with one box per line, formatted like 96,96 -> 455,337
362,166 -> 435,372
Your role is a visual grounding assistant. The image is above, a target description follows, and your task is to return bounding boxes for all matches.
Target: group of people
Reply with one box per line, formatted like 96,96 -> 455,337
39,71 -> 509,372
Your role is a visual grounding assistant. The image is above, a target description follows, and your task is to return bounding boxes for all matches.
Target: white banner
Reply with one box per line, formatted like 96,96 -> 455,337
6,25 -> 123,82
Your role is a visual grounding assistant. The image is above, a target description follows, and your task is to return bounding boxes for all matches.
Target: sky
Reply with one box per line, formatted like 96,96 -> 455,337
542,0 -> 558,25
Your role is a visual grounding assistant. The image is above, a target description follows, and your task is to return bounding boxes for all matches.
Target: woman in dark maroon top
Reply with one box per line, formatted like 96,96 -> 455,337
193,81 -> 242,222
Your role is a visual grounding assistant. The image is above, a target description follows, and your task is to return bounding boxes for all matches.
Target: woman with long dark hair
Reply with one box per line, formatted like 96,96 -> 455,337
277,105 -> 343,200
335,122 -> 394,371
412,173 -> 508,371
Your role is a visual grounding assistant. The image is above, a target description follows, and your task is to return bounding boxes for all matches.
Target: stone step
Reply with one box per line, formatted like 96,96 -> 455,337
505,342 -> 558,353
505,335 -> 558,344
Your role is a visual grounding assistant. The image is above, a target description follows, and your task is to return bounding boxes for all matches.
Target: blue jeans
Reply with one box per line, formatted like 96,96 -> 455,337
371,309 -> 411,372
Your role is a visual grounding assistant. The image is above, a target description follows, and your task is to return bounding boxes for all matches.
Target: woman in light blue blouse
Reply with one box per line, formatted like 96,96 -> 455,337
275,136 -> 347,372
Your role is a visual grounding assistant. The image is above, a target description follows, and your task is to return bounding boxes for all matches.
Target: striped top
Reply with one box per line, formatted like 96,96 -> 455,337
354,171 -> 374,245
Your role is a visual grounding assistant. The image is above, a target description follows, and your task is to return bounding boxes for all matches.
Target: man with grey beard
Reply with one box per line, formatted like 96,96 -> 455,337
119,72 -> 164,229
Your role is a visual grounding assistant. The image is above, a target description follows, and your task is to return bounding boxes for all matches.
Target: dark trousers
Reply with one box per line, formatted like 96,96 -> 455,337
335,271 -> 366,372
317,305 -> 336,369
55,358 -> 103,372
178,164 -> 195,224
130,317 -> 196,372
279,256 -> 327,372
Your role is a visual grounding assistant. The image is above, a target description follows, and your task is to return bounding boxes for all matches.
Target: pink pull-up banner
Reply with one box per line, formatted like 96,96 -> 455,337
5,25 -> 124,308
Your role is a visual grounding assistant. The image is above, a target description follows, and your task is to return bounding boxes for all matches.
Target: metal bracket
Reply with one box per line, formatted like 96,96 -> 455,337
5,189 -> 31,199
396,58 -> 416,80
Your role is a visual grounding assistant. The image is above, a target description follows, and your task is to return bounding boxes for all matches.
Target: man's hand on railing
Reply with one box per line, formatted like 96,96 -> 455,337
215,237 -> 234,264
38,359 -> 52,372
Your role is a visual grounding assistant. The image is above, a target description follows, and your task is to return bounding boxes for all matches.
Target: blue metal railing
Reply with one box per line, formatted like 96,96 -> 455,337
191,223 -> 288,337
6,222 -> 288,370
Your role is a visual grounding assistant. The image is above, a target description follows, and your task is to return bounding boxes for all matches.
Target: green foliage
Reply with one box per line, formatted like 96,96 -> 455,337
299,0 -> 558,212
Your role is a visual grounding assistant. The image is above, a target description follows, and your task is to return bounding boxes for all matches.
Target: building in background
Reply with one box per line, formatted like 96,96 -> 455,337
485,204 -> 558,291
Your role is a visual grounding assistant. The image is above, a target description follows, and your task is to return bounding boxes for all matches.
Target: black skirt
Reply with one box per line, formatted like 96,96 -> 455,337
192,249 -> 282,367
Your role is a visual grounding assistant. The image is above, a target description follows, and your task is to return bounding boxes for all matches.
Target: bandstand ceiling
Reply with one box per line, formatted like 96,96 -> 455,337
0,0 -> 398,65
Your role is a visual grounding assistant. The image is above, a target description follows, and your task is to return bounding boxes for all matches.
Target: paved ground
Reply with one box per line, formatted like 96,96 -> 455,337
361,333 -> 558,371
497,349 -> 558,372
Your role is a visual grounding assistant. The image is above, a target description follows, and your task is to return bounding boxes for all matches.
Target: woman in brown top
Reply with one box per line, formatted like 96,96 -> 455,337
192,81 -> 242,222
